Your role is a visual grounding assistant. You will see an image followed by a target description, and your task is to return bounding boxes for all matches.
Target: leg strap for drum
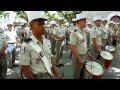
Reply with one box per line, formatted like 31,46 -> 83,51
20,70 -> 24,79
80,61 -> 87,79
96,53 -> 100,60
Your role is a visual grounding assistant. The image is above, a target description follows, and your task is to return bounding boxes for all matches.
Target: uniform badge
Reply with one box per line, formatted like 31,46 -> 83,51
36,59 -> 40,64
20,46 -> 25,54
39,51 -> 44,57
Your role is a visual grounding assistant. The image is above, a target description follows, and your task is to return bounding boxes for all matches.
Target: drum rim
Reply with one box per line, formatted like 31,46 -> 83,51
105,45 -> 115,52
100,50 -> 114,60
85,60 -> 104,76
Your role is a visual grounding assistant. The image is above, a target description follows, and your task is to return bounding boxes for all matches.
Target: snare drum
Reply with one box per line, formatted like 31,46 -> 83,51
105,45 -> 115,54
100,51 -> 113,69
81,60 -> 104,79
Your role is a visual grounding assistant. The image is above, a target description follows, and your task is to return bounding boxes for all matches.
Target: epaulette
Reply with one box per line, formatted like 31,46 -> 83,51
24,38 -> 32,43
73,29 -> 77,32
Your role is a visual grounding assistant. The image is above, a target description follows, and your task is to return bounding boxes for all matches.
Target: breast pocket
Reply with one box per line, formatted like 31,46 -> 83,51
78,37 -> 84,43
31,51 -> 41,64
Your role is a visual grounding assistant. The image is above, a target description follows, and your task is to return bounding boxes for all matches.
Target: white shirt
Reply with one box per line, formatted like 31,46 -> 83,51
4,30 -> 17,43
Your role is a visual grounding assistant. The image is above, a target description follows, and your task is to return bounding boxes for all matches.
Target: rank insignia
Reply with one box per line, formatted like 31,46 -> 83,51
39,51 -> 44,57
20,46 -> 25,54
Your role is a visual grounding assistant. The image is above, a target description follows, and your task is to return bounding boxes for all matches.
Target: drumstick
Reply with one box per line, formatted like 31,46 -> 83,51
86,64 -> 95,68
91,61 -> 92,70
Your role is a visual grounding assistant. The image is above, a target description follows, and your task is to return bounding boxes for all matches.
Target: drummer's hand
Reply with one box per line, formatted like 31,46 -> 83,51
78,59 -> 84,65
88,54 -> 94,60
101,45 -> 104,49
96,49 -> 100,53
56,74 -> 63,79
61,36 -> 66,40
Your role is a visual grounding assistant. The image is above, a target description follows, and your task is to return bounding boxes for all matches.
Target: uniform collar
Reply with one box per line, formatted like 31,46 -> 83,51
76,26 -> 84,33
30,34 -> 45,45
30,34 -> 39,44
8,30 -> 14,33
94,25 -> 101,29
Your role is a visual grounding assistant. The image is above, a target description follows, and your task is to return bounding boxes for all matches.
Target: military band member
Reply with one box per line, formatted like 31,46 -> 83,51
107,21 -> 115,45
100,18 -> 108,48
19,23 -> 27,44
49,21 -> 56,54
70,13 -> 88,79
53,17 -> 66,67
84,22 -> 92,51
115,22 -> 120,44
112,22 -> 118,47
19,11 -> 62,79
68,18 -> 77,59
90,16 -> 102,59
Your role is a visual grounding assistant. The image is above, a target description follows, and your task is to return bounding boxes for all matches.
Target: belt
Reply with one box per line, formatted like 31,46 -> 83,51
35,72 -> 50,76
8,43 -> 15,44
34,72 -> 52,79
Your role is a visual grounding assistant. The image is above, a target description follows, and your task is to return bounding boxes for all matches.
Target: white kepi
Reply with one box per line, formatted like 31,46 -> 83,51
26,11 -> 46,22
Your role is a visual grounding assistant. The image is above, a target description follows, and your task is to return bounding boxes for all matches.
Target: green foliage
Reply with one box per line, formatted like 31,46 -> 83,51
0,11 -> 82,22
0,11 -> 4,15
14,11 -> 28,21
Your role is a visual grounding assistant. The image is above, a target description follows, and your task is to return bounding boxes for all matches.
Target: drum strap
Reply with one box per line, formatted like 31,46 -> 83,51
80,61 -> 87,79
96,53 -> 100,60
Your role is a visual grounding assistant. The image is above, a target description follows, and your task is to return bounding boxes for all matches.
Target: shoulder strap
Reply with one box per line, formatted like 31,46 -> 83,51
73,29 -> 77,32
24,38 -> 32,43
74,29 -> 84,40
28,40 -> 52,76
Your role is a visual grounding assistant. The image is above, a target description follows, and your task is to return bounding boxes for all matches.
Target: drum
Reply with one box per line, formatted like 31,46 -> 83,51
105,45 -> 115,54
20,70 -> 27,79
80,60 -> 104,79
100,51 -> 113,69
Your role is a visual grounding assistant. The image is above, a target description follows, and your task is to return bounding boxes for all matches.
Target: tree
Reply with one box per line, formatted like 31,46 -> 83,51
2,11 -> 82,23
44,11 -> 81,22
57,11 -> 81,22
0,11 -> 4,15
14,11 -> 28,21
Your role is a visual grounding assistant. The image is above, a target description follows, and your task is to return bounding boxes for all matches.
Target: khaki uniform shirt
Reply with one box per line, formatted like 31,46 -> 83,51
70,26 -> 87,54
19,35 -> 52,75
100,25 -> 108,39
54,25 -> 66,38
90,26 -> 102,46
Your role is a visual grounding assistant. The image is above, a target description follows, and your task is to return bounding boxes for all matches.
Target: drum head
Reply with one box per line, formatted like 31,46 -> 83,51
85,60 -> 104,76
105,45 -> 115,52
100,51 -> 113,60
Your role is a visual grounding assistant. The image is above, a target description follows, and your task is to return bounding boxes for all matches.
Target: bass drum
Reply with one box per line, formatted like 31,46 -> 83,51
100,50 -> 113,69
105,45 -> 115,55
80,60 -> 105,79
